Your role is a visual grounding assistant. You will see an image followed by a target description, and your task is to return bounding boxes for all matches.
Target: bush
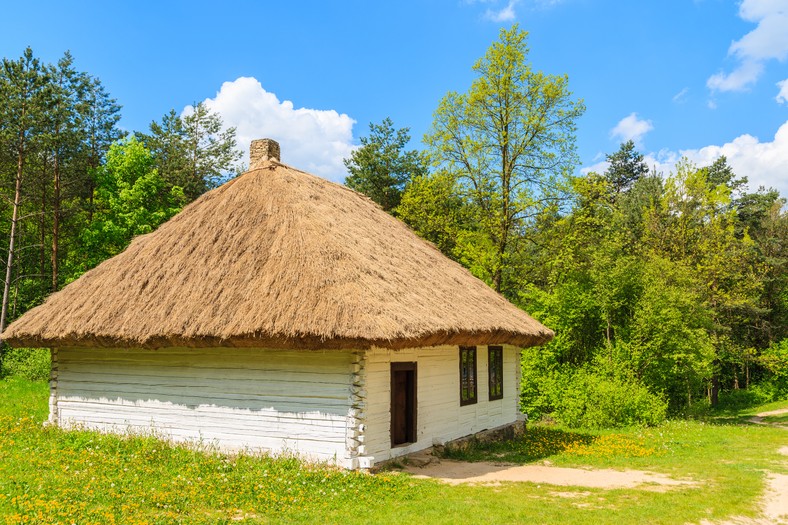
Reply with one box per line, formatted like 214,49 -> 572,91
521,351 -> 667,429
551,369 -> 668,429
0,347 -> 50,380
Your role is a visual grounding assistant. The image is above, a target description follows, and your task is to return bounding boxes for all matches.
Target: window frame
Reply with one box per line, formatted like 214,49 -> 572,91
459,345 -> 478,406
488,345 -> 504,401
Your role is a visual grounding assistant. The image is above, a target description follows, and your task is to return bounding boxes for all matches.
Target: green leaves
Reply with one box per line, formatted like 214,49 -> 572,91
344,117 -> 427,212
520,149 -> 780,416
140,102 -> 241,200
74,137 -> 185,274
425,24 -> 585,294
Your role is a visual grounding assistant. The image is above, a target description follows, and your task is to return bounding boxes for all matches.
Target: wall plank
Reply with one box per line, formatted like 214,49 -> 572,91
55,347 -> 354,463
363,345 -> 521,462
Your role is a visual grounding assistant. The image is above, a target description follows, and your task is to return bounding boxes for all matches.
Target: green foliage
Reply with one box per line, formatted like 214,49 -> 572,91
0,47 -> 124,337
549,369 -> 668,429
396,171 -> 472,260
753,339 -> 788,400
70,136 -> 185,276
425,24 -> 585,295
760,339 -> 788,377
3,378 -> 787,524
0,347 -> 49,380
622,257 -> 715,410
141,102 -> 241,200
344,117 -> 427,212
516,150 -> 783,418
605,140 -> 649,195
520,348 -> 667,429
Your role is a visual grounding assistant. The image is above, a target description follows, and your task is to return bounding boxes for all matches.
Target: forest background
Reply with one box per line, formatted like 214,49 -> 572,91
1,27 -> 786,429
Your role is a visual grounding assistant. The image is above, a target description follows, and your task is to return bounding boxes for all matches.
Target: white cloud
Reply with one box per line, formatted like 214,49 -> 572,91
579,160 -> 608,176
777,79 -> 788,104
582,121 -> 788,198
610,113 -> 654,145
484,0 -> 518,21
707,0 -> 788,93
641,149 -> 681,177
191,77 -> 356,182
672,87 -> 689,103
707,60 -> 764,92
681,121 -> 788,196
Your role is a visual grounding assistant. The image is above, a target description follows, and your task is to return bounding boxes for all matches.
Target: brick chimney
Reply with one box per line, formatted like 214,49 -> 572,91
249,139 -> 280,169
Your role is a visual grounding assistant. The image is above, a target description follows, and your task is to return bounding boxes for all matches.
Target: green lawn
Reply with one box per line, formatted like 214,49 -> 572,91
762,413 -> 788,424
1,377 -> 786,525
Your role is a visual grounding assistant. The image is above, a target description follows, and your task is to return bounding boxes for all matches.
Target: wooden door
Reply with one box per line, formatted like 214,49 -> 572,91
390,362 -> 417,446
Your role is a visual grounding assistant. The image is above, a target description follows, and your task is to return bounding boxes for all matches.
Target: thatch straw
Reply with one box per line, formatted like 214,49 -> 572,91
2,160 -> 553,350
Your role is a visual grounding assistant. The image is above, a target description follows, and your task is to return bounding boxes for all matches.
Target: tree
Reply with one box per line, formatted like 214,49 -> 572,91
642,160 -> 762,404
604,140 -> 649,195
397,171 -> 473,260
0,48 -> 48,338
141,102 -> 241,200
344,117 -> 427,212
82,75 -> 124,216
76,136 -> 185,273
43,52 -> 91,293
0,49 -> 124,347
425,25 -> 585,295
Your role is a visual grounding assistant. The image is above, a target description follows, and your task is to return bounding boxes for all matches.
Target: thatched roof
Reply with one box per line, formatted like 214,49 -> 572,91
2,141 -> 553,350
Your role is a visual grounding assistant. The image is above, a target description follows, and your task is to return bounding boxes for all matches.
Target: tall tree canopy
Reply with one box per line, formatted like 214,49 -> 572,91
425,25 -> 585,295
0,48 -> 125,367
75,136 -> 185,273
141,102 -> 241,200
343,117 -> 427,212
605,140 -> 649,195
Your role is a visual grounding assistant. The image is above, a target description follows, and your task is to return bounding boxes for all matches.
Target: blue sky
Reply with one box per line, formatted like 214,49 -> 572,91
2,0 -> 787,196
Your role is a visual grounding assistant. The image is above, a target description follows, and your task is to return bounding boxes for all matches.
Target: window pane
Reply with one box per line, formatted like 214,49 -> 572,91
459,346 -> 477,405
489,346 -> 503,401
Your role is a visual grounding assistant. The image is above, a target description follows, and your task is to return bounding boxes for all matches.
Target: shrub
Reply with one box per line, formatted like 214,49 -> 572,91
551,369 -> 668,429
0,347 -> 50,381
521,351 -> 667,429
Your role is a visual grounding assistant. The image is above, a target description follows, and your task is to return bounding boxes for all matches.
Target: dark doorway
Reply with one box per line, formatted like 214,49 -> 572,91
390,362 -> 417,446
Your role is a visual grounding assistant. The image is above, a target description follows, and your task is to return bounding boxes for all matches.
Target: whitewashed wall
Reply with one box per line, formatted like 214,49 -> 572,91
363,345 -> 521,463
54,347 -> 355,465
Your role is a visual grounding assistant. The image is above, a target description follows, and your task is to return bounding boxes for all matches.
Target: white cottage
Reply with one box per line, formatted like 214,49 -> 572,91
2,139 -> 553,469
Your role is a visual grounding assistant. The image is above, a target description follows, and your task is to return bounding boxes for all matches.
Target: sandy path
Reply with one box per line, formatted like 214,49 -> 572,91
403,408 -> 788,522
709,409 -> 788,524
747,407 -> 788,427
403,460 -> 694,489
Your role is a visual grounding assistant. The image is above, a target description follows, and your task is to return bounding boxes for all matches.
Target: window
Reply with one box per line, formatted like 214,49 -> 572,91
459,346 -> 477,406
488,346 -> 503,401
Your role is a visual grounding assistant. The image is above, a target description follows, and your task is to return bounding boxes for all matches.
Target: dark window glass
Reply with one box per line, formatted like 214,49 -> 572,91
488,346 -> 503,401
459,346 -> 477,406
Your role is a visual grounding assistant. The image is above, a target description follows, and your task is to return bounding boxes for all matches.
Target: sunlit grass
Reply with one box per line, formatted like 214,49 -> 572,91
1,378 -> 786,524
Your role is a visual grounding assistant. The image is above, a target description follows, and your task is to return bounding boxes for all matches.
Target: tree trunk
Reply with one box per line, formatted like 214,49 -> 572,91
1,135 -> 27,335
710,376 -> 719,407
745,362 -> 750,389
51,146 -> 60,292
40,165 -> 47,299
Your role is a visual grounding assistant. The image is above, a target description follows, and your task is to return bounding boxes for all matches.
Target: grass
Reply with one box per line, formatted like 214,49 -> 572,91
1,378 -> 786,524
762,413 -> 788,424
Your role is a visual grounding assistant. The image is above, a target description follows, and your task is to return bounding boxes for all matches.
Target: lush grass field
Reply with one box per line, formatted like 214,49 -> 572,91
1,378 -> 786,525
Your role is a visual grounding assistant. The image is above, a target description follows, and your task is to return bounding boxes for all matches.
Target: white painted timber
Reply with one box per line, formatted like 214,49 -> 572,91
363,345 -> 521,463
54,347 -> 354,466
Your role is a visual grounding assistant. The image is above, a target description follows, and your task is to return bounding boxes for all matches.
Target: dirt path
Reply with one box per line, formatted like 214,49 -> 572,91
404,459 -> 694,489
747,407 -> 788,427
402,408 -> 788,522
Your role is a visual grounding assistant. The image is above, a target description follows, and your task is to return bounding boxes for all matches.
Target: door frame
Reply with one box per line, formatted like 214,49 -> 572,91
390,361 -> 417,447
